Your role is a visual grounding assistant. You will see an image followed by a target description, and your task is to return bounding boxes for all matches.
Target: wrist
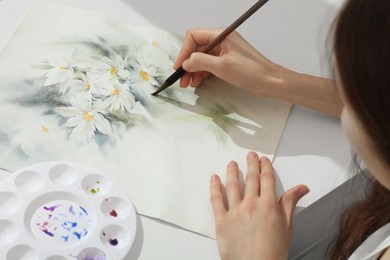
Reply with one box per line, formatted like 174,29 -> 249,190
256,63 -> 295,99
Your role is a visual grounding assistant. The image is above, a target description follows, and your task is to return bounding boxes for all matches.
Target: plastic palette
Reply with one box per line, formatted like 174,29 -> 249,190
0,161 -> 137,260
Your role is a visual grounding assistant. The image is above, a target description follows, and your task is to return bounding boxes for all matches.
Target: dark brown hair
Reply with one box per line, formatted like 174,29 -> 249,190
329,0 -> 390,259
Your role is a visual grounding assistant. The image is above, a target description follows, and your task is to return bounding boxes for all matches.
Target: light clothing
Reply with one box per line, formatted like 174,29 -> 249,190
348,223 -> 390,260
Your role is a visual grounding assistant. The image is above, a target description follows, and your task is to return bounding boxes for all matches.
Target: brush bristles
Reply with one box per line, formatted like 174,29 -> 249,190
151,82 -> 168,96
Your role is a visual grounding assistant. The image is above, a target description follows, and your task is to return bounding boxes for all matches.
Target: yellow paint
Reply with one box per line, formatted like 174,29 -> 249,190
110,67 -> 119,76
112,89 -> 120,96
139,70 -> 150,81
85,82 -> 91,90
83,112 -> 94,122
41,125 -> 49,133
90,187 -> 100,194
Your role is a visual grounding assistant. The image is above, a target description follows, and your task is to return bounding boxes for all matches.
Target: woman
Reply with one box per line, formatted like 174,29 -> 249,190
174,0 -> 390,259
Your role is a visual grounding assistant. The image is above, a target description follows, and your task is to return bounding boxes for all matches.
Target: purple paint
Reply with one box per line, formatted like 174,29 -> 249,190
44,205 -> 60,212
78,249 -> 106,260
69,206 -> 75,215
109,238 -> 118,246
43,229 -> 55,237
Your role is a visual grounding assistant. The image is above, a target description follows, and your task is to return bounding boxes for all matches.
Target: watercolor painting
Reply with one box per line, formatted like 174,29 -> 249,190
0,0 -> 291,238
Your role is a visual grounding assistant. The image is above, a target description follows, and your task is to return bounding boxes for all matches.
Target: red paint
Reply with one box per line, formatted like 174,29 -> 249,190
109,209 -> 118,217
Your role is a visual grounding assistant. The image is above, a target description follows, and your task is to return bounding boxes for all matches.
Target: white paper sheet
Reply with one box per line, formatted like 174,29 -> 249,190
0,0 -> 291,237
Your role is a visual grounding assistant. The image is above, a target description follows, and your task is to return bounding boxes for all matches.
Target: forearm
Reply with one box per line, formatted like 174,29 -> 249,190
264,66 -> 343,117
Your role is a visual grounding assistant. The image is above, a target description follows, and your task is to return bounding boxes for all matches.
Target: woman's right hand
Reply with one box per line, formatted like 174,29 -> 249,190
174,28 -> 286,97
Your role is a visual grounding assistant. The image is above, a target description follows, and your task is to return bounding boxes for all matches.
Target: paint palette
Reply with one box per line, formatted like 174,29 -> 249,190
0,161 -> 137,260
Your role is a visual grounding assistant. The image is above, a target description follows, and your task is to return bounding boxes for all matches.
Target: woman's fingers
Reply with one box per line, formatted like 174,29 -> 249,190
225,161 -> 242,208
210,174 -> 226,217
174,29 -> 221,69
259,156 -> 276,200
244,152 -> 260,199
279,185 -> 310,226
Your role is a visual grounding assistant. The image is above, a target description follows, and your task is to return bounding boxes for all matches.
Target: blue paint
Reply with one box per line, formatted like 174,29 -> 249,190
62,221 -> 77,231
73,231 -> 82,239
80,206 -> 88,215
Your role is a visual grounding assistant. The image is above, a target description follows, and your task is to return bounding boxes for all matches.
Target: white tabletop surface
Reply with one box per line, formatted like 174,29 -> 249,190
0,0 -> 350,259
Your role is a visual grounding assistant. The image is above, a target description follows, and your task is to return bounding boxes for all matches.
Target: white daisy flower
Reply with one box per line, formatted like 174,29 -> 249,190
13,117 -> 68,156
93,52 -> 130,81
100,79 -> 135,112
128,53 -> 160,98
42,49 -> 79,94
56,97 -> 112,143
69,72 -> 100,102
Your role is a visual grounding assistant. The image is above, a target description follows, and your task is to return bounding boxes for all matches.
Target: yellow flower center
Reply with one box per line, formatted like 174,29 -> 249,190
85,82 -> 91,90
41,125 -> 49,133
110,67 -> 119,76
112,89 -> 120,96
152,41 -> 158,46
83,112 -> 94,122
139,70 -> 150,81
59,66 -> 68,71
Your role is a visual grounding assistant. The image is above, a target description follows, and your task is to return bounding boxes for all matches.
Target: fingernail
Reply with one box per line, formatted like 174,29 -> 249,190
299,187 -> 310,198
260,156 -> 268,163
210,174 -> 218,182
247,152 -> 257,159
228,161 -> 236,168
182,60 -> 189,70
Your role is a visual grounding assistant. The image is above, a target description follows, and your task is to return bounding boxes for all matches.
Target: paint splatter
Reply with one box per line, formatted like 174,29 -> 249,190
109,238 -> 118,246
44,205 -> 60,212
62,221 -> 77,231
69,206 -> 75,215
109,209 -> 118,217
33,200 -> 93,244
73,231 -> 82,239
90,188 -> 100,194
80,206 -> 88,215
43,229 -> 55,237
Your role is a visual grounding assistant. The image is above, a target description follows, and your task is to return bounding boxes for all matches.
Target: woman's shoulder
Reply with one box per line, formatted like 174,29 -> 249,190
348,223 -> 390,260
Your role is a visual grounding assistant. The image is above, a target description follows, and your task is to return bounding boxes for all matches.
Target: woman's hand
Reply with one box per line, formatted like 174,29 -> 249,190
210,152 -> 309,260
174,28 -> 286,97
174,28 -> 343,116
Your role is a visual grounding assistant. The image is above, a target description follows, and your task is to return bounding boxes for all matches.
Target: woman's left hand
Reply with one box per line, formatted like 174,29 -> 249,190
210,152 -> 310,260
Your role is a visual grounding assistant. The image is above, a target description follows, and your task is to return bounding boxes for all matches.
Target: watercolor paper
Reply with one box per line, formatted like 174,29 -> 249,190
0,0 -> 291,237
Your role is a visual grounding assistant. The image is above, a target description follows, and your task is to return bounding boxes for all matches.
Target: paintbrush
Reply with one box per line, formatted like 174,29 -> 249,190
151,0 -> 270,96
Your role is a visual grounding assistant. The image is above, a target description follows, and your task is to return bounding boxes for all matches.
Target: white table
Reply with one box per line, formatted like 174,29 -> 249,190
0,0 -> 355,259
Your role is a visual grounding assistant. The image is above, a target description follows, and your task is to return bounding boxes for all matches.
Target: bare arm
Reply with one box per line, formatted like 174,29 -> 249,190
267,67 -> 343,117
176,28 -> 343,117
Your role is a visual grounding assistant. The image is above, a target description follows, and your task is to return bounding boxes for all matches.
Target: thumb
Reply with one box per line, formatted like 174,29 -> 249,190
182,52 -> 220,75
279,185 -> 310,225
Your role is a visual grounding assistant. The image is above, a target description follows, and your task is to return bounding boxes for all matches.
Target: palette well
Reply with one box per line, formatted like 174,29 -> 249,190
0,161 -> 137,260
